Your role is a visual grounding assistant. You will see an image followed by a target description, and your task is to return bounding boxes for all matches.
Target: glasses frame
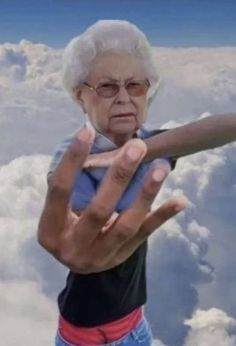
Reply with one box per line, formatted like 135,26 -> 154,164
82,79 -> 150,98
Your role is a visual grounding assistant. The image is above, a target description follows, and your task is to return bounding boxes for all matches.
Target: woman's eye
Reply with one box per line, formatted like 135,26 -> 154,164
127,82 -> 142,88
100,83 -> 116,88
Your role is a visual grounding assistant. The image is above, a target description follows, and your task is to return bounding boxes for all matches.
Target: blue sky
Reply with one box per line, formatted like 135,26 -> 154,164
0,0 -> 236,48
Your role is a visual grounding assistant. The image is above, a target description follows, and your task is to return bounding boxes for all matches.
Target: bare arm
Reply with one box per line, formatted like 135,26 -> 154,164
144,113 -> 236,161
84,113 -> 236,168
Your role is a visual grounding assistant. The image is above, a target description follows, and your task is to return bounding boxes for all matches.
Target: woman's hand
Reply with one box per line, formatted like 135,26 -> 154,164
38,127 -> 187,274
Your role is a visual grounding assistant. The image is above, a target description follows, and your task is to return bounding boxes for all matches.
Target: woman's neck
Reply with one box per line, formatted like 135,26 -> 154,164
110,133 -> 135,147
86,121 -> 137,147
107,131 -> 137,147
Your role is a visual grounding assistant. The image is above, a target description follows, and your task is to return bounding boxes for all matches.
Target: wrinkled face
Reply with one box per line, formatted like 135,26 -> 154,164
75,52 -> 149,144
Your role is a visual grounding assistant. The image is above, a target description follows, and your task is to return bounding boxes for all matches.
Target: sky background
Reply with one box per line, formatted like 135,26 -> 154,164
1,1 -> 236,345
1,0 -> 236,48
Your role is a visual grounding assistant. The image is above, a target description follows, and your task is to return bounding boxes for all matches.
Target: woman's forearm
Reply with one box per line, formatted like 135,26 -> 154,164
144,113 -> 236,161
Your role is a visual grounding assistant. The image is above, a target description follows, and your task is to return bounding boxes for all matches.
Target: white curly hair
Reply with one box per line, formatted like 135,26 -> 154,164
62,19 -> 160,106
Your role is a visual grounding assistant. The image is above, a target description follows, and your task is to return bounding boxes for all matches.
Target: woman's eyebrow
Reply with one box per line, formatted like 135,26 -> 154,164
98,76 -> 136,82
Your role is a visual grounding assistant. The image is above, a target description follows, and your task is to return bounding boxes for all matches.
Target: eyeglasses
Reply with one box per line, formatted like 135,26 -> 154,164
82,79 -> 150,98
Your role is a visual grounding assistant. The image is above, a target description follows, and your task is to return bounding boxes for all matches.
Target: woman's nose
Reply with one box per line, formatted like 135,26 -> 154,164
115,85 -> 131,103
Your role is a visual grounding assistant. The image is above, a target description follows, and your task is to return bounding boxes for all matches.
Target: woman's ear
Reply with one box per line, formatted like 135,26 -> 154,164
74,88 -> 87,113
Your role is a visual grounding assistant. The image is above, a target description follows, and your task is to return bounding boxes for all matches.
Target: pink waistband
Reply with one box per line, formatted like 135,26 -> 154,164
58,306 -> 143,345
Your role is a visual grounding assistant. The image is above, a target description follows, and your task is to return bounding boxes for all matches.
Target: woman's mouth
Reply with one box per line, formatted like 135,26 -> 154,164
112,113 -> 136,118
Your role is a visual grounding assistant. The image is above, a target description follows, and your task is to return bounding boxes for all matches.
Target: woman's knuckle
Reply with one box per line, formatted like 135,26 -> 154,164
158,205 -> 175,222
112,165 -> 133,184
138,227 -> 150,240
60,246 -> 75,267
48,178 -> 69,199
67,146 -> 82,162
116,232 -> 128,243
37,232 -> 59,255
163,210 -> 175,222
141,187 -> 155,204
61,248 -> 91,272
115,223 -> 134,242
87,204 -> 109,223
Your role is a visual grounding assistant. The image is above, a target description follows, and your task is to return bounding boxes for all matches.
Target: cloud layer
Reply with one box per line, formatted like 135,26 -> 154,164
146,141 -> 236,345
0,41 -> 236,345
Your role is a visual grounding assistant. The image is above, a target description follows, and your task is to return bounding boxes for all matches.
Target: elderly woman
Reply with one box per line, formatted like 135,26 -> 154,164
49,20 -> 171,346
38,20 -> 236,346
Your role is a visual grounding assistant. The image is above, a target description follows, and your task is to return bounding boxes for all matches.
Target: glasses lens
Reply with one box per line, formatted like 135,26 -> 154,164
95,80 -> 150,98
126,80 -> 149,96
96,83 -> 119,97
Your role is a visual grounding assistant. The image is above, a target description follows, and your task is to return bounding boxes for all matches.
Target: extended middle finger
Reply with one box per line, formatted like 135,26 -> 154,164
76,139 -> 147,243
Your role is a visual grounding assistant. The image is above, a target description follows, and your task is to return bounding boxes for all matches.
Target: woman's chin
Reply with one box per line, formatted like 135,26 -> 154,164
110,118 -> 138,134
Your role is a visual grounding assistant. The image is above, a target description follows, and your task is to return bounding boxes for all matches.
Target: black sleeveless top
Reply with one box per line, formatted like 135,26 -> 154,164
58,241 -> 148,326
52,129 -> 177,326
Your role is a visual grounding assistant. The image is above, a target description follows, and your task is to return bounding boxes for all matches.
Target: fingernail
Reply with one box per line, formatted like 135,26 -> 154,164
153,158 -> 171,170
174,204 -> 186,212
76,127 -> 93,142
174,197 -> 189,211
126,146 -> 144,162
152,168 -> 167,182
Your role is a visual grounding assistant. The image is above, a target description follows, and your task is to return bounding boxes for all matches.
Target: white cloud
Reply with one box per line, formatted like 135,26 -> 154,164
145,141 -> 236,345
146,212 -> 214,345
0,155 -> 66,344
0,280 -> 57,346
184,309 -> 236,346
150,47 -> 236,125
0,156 -> 47,278
0,41 -> 82,166
153,340 -> 168,346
